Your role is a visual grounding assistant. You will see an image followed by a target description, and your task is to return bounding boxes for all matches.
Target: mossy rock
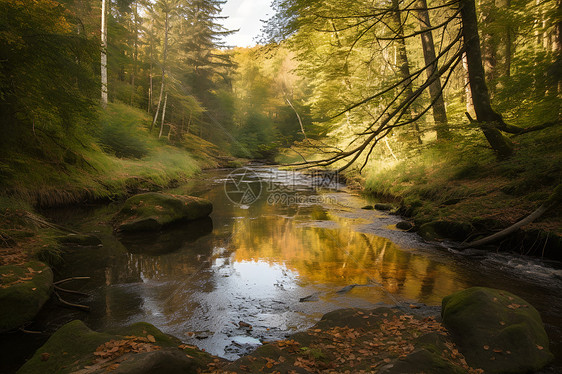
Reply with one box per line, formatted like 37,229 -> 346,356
379,332 -> 466,374
57,234 -> 102,246
380,348 -> 466,374
442,287 -> 553,373
18,320 -> 217,374
375,203 -> 394,211
114,192 -> 213,232
396,221 -> 413,230
0,261 -> 52,332
418,220 -> 472,241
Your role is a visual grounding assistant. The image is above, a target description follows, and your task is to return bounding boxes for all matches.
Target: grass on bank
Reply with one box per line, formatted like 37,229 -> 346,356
363,124 -> 562,235
0,102 -> 232,208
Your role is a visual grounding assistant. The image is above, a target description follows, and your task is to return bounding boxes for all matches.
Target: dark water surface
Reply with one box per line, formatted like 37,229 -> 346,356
2,166 -> 561,372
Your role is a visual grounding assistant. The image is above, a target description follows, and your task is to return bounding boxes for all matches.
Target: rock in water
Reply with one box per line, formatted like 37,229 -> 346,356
0,261 -> 53,332
114,192 -> 213,232
442,287 -> 553,374
374,203 -> 394,211
396,221 -> 413,230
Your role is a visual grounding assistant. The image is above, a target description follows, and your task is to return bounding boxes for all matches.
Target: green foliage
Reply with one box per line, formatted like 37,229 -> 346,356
0,0 -> 97,147
98,102 -> 151,158
232,111 -> 277,159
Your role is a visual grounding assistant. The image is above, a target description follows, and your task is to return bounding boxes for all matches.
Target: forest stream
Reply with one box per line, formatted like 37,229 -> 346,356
2,166 -> 562,373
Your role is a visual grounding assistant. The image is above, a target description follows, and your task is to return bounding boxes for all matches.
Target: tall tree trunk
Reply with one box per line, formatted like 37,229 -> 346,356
130,1 -> 138,106
151,10 -> 169,131
504,0 -> 512,78
159,92 -> 168,138
553,0 -> 562,98
148,20 -> 154,113
100,0 -> 108,108
416,0 -> 449,140
391,0 -> 422,144
460,0 -> 514,158
462,53 -> 475,117
481,0 -> 498,97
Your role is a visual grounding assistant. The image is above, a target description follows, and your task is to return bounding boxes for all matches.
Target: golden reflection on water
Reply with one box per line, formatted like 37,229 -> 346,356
230,214 -> 467,304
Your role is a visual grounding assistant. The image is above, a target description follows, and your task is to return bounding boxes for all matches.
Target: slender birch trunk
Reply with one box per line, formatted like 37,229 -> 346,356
159,92 -> 168,138
151,10 -> 169,131
130,1 -> 138,105
100,0 -> 108,108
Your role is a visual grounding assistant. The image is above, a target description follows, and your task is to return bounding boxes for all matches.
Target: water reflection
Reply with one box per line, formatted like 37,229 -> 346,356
117,218 -> 213,255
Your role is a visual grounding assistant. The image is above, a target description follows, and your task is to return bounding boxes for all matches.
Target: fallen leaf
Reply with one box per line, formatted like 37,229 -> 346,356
483,345 -> 489,350
147,335 -> 156,343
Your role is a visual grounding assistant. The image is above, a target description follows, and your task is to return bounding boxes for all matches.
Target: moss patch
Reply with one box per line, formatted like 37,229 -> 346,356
18,320 -> 217,374
442,287 -> 553,373
0,261 -> 52,332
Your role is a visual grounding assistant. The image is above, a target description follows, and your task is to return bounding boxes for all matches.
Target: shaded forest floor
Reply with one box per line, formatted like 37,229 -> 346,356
362,124 -> 562,258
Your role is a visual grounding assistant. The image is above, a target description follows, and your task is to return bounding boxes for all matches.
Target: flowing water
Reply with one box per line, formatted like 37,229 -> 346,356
1,166 -> 561,372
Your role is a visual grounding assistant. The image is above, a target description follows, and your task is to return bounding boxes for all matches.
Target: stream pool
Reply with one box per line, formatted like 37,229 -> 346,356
1,166 -> 561,373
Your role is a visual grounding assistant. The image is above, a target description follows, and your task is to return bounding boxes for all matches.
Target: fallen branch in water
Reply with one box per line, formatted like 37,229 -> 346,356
54,284 -> 89,297
54,291 -> 90,312
19,327 -> 42,334
54,276 -> 91,285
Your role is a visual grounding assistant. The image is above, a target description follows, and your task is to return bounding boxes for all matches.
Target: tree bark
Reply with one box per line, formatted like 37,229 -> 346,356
391,0 -> 422,144
504,0 -> 512,78
462,52 -> 475,117
130,1 -> 138,106
416,0 -> 449,140
151,9 -> 169,132
460,0 -> 514,158
100,0 -> 108,108
159,92 -> 168,138
480,0 -> 498,97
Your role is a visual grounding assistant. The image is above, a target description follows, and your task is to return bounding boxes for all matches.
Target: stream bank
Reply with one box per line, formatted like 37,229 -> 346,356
16,287 -> 555,373
358,127 -> 562,260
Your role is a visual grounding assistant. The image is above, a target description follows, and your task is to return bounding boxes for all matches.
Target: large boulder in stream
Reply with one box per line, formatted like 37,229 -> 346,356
113,192 -> 213,232
18,320 -> 219,374
442,287 -> 553,373
0,261 -> 53,332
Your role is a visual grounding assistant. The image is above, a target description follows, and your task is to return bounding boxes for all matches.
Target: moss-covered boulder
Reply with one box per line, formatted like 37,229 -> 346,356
0,261 -> 52,332
114,192 -> 213,232
18,320 -> 218,374
442,287 -> 553,373
57,234 -> 102,246
374,203 -> 394,211
418,220 -> 473,241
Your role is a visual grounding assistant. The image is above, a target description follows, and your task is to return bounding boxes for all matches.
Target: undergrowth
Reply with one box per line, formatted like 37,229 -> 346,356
364,124 -> 562,233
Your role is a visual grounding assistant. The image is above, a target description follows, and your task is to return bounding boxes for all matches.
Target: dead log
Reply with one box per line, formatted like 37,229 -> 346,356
461,184 -> 562,249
